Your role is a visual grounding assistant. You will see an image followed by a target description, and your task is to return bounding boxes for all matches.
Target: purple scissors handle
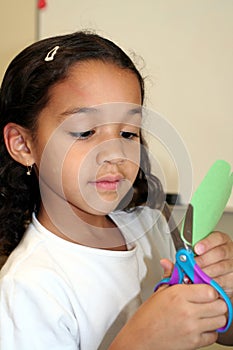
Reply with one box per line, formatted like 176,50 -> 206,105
154,265 -> 182,290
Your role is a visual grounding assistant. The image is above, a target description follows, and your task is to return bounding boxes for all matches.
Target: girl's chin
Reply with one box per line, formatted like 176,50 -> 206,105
85,196 -> 124,215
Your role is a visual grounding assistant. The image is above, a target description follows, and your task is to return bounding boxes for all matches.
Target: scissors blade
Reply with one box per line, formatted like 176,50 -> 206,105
163,203 -> 186,251
182,203 -> 193,247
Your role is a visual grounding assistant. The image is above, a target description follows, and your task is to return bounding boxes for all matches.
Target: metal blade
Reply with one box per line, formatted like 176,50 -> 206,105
182,204 -> 193,247
163,203 -> 186,251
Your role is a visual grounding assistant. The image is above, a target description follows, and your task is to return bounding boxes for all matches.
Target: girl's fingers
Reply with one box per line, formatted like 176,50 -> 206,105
195,231 -> 231,256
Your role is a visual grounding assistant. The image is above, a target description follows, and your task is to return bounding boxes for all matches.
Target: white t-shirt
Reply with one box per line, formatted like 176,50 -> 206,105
0,207 -> 175,350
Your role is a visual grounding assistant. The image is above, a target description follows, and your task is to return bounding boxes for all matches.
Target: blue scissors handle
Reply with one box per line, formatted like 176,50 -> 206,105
154,249 -> 233,333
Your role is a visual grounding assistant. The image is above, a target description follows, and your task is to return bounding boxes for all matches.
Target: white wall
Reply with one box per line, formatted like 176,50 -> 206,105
38,0 -> 233,208
0,0 -> 36,81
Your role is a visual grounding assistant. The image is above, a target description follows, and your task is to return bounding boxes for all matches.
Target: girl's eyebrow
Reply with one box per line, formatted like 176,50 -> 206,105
59,107 -> 99,119
58,105 -> 142,121
127,106 -> 142,115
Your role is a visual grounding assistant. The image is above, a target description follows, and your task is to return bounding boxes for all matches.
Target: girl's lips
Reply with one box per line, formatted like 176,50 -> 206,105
89,175 -> 124,191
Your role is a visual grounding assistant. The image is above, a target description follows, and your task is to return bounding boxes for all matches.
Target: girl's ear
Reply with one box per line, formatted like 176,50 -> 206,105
3,123 -> 35,166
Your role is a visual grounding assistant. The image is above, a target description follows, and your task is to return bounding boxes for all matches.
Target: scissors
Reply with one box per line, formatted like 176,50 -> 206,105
154,203 -> 233,333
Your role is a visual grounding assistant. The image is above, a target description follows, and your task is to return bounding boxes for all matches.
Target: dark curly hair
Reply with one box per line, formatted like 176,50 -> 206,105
0,30 -> 164,257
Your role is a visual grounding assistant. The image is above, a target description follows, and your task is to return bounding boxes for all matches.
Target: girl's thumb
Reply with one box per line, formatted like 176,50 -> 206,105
160,258 -> 174,279
154,259 -> 174,293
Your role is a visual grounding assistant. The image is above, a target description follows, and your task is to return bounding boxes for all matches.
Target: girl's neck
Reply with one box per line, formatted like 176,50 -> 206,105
37,204 -> 127,251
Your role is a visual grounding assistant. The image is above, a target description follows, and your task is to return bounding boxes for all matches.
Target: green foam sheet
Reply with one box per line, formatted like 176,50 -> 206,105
181,160 -> 233,247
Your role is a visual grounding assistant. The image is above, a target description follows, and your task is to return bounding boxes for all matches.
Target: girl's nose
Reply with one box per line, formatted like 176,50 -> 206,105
96,139 -> 126,166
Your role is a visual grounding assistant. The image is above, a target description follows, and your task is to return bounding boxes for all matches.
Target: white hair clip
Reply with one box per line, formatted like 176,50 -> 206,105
44,45 -> 60,62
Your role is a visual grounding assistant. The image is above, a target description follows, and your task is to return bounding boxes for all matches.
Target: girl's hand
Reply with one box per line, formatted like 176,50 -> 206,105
194,231 -> 233,345
109,282 -> 227,350
194,231 -> 233,298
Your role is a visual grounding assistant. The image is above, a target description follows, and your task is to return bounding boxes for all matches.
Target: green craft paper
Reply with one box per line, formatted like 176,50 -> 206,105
182,160 -> 233,247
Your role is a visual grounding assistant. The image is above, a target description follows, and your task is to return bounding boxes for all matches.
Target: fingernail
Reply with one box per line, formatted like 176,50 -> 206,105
195,243 -> 205,255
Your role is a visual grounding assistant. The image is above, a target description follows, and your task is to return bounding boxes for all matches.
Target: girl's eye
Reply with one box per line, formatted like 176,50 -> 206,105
69,130 -> 95,140
120,131 -> 139,139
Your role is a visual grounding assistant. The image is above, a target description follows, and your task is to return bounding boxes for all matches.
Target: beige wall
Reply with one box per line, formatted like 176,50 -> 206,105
0,0 -> 36,81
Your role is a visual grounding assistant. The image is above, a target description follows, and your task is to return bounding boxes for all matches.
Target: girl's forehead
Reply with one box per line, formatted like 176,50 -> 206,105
42,60 -> 142,125
50,60 -> 141,103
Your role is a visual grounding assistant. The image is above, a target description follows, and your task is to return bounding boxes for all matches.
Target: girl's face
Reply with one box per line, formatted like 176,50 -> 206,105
32,61 -> 142,225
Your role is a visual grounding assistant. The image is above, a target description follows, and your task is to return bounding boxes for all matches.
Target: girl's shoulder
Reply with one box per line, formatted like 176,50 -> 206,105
110,206 -> 175,261
110,206 -> 169,235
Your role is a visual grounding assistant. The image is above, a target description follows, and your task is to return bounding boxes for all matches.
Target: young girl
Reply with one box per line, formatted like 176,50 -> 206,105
0,31 -> 232,350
